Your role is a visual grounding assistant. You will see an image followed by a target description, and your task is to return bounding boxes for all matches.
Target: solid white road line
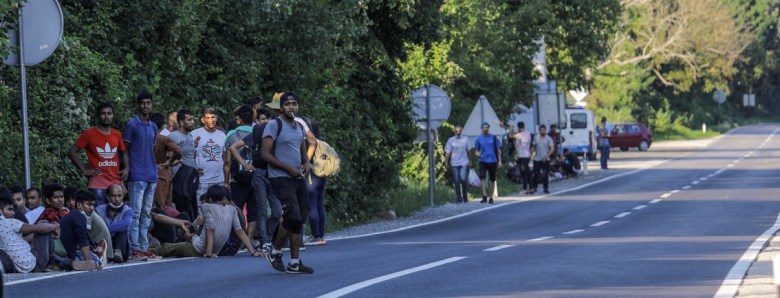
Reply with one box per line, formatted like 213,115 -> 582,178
528,236 -> 554,242
649,199 -> 662,204
591,221 -> 610,227
4,257 -> 195,286
483,245 -> 515,252
615,212 -> 631,218
318,257 -> 467,298
660,193 -> 672,198
563,229 -> 585,235
633,205 -> 647,210
714,212 -> 780,298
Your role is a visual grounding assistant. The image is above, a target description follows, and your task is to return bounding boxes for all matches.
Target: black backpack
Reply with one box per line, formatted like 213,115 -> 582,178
231,128 -> 255,184
250,118 -> 283,169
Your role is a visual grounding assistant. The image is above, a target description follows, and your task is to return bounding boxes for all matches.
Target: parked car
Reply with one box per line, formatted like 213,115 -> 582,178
609,123 -> 653,151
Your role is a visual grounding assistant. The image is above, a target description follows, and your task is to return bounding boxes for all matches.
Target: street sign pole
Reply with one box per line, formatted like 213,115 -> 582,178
426,84 -> 435,207
18,8 -> 31,189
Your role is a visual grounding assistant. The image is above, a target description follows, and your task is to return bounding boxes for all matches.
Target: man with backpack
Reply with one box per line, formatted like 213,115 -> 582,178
261,91 -> 314,274
474,122 -> 502,204
228,107 -> 279,255
223,104 -> 259,246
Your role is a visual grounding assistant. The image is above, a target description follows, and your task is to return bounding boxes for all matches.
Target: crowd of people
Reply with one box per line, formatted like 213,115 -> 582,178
445,121 -> 588,203
0,90 -> 328,274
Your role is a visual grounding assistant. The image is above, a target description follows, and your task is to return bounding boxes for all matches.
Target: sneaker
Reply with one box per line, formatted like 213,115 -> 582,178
130,250 -> 149,262
266,252 -> 286,272
300,244 -> 306,251
71,260 -> 98,271
304,236 -> 319,246
480,197 -> 487,203
260,243 -> 272,256
544,189 -> 550,194
251,239 -> 262,251
488,198 -> 494,204
317,237 -> 327,245
112,249 -> 124,263
286,261 -> 314,274
93,240 -> 107,258
142,251 -> 162,260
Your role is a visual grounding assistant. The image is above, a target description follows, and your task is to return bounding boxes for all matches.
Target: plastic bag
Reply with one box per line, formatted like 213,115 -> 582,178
468,168 -> 481,187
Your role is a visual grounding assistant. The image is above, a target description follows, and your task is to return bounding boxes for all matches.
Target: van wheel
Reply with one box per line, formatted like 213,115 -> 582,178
639,140 -> 649,151
620,147 -> 629,152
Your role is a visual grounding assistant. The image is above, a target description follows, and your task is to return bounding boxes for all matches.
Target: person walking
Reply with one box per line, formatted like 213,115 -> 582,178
529,125 -> 554,194
123,91 -> 161,260
444,125 -> 472,203
596,117 -> 610,170
512,121 -> 533,194
262,91 -> 314,274
473,122 -> 502,204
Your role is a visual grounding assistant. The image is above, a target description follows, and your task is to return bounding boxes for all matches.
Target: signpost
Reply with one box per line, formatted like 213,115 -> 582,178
412,85 -> 451,206
3,0 -> 64,188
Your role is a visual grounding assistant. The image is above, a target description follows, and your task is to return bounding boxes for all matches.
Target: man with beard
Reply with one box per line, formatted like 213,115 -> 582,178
95,184 -> 132,263
191,107 -> 226,203
69,102 -> 129,206
169,109 -> 200,218
123,91 -> 161,261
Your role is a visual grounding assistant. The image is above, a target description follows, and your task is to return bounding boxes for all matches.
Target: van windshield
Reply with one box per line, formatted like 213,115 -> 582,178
570,113 -> 587,129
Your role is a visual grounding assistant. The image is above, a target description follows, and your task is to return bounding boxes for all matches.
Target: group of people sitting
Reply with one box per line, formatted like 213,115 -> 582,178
0,182 -> 259,273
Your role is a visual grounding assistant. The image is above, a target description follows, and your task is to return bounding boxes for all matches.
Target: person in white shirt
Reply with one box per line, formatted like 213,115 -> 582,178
24,187 -> 44,224
191,107 -> 227,203
512,121 -> 532,193
444,125 -> 473,203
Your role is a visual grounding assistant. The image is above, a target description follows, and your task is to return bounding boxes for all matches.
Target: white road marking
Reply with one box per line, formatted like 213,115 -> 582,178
318,257 -> 467,298
615,212 -> 631,218
483,245 -> 515,252
563,229 -> 585,235
734,160 -> 741,164
727,164 -> 735,168
3,257 -> 195,286
700,177 -> 708,181
633,205 -> 647,210
692,181 -> 699,185
660,193 -> 672,198
649,199 -> 661,204
716,169 -> 725,174
671,190 -> 681,193
682,186 -> 691,189
528,236 -> 554,242
591,221 -> 610,227
714,212 -> 780,298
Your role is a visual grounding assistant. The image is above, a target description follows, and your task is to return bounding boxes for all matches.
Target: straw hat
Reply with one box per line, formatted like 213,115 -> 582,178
265,92 -> 284,110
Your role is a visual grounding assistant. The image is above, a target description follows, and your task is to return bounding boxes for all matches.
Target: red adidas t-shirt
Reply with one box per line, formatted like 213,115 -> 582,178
75,127 -> 126,190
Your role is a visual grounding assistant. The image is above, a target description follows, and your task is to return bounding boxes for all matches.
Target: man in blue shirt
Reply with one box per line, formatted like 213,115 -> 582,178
123,91 -> 160,261
473,122 -> 502,204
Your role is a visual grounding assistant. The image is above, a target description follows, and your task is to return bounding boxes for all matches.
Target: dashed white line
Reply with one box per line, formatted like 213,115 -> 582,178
727,164 -> 735,168
733,160 -> 741,164
692,181 -> 699,185
682,186 -> 691,189
671,190 -> 681,194
716,169 -> 725,174
633,205 -> 647,210
563,229 -> 585,235
528,236 -> 554,242
591,221 -> 610,227
318,257 -> 467,298
615,212 -> 631,218
700,177 -> 708,181
660,193 -> 672,198
483,245 -> 515,252
649,199 -> 661,204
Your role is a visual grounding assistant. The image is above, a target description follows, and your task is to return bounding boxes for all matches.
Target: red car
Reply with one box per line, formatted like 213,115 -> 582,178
609,123 -> 653,151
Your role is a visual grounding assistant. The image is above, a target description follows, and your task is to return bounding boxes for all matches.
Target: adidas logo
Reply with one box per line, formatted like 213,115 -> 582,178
97,143 -> 117,159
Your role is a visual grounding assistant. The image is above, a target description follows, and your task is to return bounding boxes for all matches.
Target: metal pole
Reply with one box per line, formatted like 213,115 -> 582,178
18,7 -> 31,189
426,85 -> 435,207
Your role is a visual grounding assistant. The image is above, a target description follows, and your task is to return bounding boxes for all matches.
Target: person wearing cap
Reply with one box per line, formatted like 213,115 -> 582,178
473,122 -> 502,204
262,91 -> 315,274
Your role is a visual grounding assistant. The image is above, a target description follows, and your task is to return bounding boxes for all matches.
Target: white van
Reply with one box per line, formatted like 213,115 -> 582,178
559,108 -> 597,159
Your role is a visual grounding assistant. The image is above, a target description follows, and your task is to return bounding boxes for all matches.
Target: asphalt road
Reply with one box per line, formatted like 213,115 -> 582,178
6,125 -> 780,298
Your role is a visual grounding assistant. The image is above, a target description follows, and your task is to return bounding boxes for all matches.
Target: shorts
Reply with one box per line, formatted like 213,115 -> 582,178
478,162 -> 498,182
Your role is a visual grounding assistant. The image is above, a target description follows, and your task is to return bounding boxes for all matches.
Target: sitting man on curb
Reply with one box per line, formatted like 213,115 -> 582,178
59,191 -> 104,271
150,185 -> 262,258
95,184 -> 132,263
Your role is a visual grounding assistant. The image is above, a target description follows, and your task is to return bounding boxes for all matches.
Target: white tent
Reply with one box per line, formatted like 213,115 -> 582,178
462,95 -> 507,137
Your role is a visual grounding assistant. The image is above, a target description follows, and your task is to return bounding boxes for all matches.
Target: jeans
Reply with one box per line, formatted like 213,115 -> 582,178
253,170 -> 281,244
230,181 -> 257,225
533,160 -> 550,191
450,165 -> 468,202
112,230 -> 129,262
89,188 -> 107,206
129,181 -> 157,252
517,158 -> 531,191
306,173 -> 327,238
599,146 -> 610,169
